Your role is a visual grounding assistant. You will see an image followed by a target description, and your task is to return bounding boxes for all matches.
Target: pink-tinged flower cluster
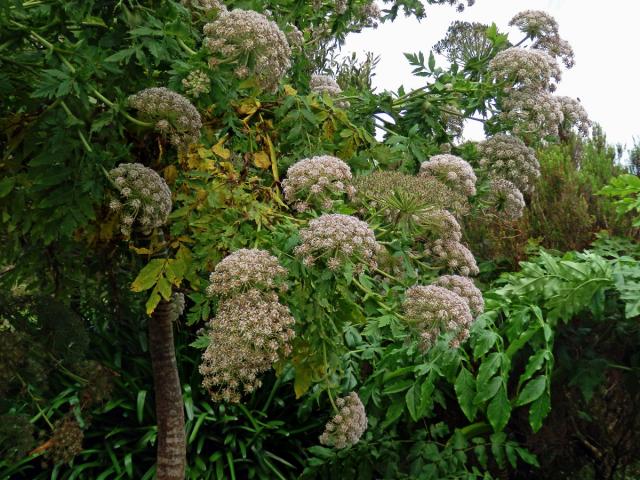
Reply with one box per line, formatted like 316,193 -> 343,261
419,154 -> 477,197
206,249 -> 288,297
199,290 -> 295,403
294,214 -> 381,273
310,75 -> 349,108
509,10 -> 575,68
489,47 -> 561,92
319,392 -> 368,449
282,155 -> 355,212
557,96 -> 591,136
487,178 -> 526,221
128,87 -> 202,149
423,239 -> 479,277
204,9 -> 291,92
403,285 -> 474,349
433,275 -> 484,317
108,163 -> 172,238
478,134 -> 540,194
500,89 -> 564,138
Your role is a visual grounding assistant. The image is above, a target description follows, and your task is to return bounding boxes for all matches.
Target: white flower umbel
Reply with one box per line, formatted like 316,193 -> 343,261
419,154 -> 477,197
433,275 -> 484,317
128,87 -> 202,149
310,75 -> 349,108
558,96 -> 591,136
206,249 -> 287,297
108,163 -> 172,237
319,392 -> 368,449
203,9 -> 291,92
282,155 -> 355,211
500,89 -> 564,138
403,285 -> 473,349
294,214 -> 381,273
489,47 -> 561,92
423,239 -> 479,276
199,290 -> 295,403
478,134 -> 540,194
487,178 -> 526,221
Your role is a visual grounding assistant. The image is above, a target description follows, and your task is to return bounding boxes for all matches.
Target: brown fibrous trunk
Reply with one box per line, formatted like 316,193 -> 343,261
149,300 -> 186,480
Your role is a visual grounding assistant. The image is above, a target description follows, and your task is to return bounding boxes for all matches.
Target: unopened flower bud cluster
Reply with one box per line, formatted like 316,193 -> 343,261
200,289 -> 295,403
206,249 -> 288,296
557,96 -> 591,136
294,214 -> 381,273
310,75 -> 349,108
285,24 -> 304,52
433,275 -> 484,317
423,238 -> 479,276
108,163 -> 172,238
509,10 -> 575,68
182,70 -> 211,98
319,392 -> 368,449
403,285 -> 473,350
128,87 -> 202,149
487,178 -> 526,220
419,154 -> 477,197
282,155 -> 355,212
204,9 -> 291,92
478,134 -> 540,194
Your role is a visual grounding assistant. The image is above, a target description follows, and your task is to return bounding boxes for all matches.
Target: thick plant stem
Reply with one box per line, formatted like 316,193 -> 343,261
149,300 -> 186,480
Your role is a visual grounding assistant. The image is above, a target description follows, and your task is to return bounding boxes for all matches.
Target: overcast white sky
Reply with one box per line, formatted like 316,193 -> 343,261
342,0 -> 640,150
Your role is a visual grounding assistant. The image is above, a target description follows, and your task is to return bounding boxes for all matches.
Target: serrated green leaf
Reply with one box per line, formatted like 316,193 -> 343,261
455,367 -> 477,421
529,391 -> 551,432
487,384 -> 511,432
515,376 -> 546,406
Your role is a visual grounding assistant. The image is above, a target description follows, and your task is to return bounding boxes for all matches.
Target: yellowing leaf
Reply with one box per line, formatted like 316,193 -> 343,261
294,364 -> 313,398
131,259 -> 166,292
283,84 -> 297,96
253,151 -> 271,169
130,245 -> 153,255
212,137 -> 231,160
238,97 -> 261,116
163,165 -> 178,184
146,286 -> 162,315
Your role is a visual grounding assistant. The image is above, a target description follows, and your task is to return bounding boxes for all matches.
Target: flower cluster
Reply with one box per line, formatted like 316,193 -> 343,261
285,23 -> 304,52
355,171 -> 466,217
310,74 -> 349,108
182,0 -> 227,14
182,70 -> 211,98
282,155 -> 355,212
419,154 -> 477,197
558,96 -> 591,136
433,21 -> 493,66
203,9 -> 291,92
357,2 -> 382,28
319,392 -> 368,449
200,290 -> 295,403
46,417 -> 84,465
403,285 -> 473,349
509,10 -> 575,68
168,292 -> 186,322
440,106 -> 464,139
108,163 -> 172,238
423,239 -> 479,276
294,214 -> 381,272
487,178 -> 526,220
500,89 -> 564,137
206,249 -> 288,297
433,275 -> 484,317
128,87 -> 202,149
488,47 -> 561,91
478,134 -> 540,194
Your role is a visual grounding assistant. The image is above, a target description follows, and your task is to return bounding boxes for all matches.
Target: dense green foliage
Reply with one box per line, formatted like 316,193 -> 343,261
1,1 -> 638,479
